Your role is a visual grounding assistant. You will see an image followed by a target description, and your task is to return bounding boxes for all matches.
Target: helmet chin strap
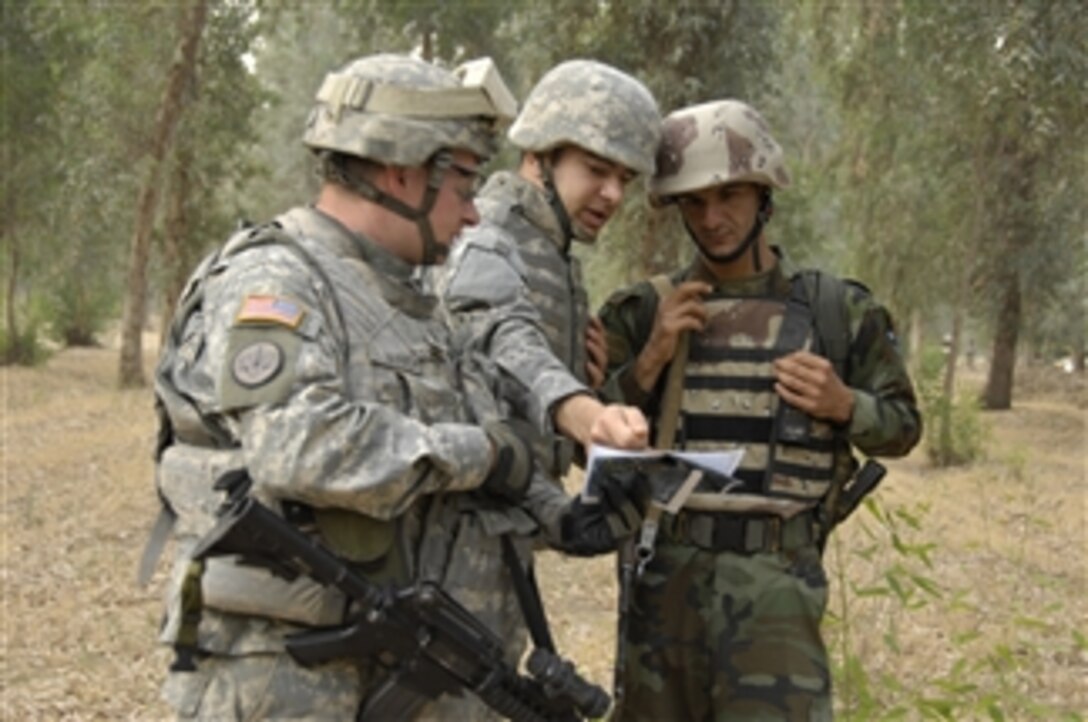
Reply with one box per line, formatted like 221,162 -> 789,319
324,151 -> 452,265
685,188 -> 773,271
538,154 -> 575,255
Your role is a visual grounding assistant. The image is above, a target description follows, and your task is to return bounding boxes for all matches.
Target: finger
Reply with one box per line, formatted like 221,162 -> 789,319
622,406 -> 649,445
672,280 -> 713,300
775,381 -> 816,413
586,362 -> 604,389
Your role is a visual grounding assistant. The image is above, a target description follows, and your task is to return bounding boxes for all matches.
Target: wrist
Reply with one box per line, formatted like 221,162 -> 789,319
553,393 -> 602,447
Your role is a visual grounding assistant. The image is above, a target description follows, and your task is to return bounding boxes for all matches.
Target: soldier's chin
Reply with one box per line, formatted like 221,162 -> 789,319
571,220 -> 600,244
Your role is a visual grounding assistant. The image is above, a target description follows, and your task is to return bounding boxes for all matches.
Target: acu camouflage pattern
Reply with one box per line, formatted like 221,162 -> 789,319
508,60 -> 661,175
599,252 -> 921,721
652,99 -> 791,204
154,205 -> 534,720
303,54 -> 504,166
439,170 -> 592,481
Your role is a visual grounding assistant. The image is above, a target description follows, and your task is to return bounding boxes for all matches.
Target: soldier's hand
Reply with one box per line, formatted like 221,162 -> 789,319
480,419 -> 536,503
585,316 -> 608,389
635,280 -> 711,391
557,472 -> 650,556
773,350 -> 855,424
589,404 -> 649,450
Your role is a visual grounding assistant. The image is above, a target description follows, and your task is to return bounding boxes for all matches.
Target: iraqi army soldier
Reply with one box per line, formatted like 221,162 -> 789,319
152,53 -> 647,720
597,99 -> 923,721
435,60 -> 661,553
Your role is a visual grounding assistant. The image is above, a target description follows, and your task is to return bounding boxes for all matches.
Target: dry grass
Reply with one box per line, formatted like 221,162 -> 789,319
2,349 -> 1085,719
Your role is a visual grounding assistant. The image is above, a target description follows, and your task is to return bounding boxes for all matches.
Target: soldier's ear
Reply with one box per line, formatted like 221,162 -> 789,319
519,152 -> 542,181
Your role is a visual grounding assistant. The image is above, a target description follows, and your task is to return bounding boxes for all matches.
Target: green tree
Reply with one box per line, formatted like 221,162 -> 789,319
118,0 -> 208,387
0,1 -> 85,362
157,0 -> 267,342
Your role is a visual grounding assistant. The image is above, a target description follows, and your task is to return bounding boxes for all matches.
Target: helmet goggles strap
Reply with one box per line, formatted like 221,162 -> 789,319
324,150 -> 452,265
539,153 -> 575,255
684,187 -> 773,269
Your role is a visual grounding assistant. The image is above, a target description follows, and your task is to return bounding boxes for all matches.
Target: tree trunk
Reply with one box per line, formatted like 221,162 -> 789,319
159,145 -> 194,352
117,0 -> 207,387
907,307 -> 923,378
982,271 -> 1020,410
4,235 -> 20,364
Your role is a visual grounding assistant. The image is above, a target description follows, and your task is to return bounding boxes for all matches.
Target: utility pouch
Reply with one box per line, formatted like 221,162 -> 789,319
778,404 -> 812,444
201,556 -> 348,627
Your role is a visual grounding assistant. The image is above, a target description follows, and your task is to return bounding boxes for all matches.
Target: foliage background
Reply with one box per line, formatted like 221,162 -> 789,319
2,0 -> 1085,718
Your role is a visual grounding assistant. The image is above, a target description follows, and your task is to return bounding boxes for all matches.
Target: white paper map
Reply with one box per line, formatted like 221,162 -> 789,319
582,444 -> 745,501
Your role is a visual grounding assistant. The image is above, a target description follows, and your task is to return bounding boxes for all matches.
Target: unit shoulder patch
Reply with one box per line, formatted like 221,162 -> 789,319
231,340 -> 284,388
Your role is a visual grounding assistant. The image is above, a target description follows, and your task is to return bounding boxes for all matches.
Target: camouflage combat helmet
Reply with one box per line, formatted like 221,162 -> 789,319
508,60 -> 661,176
651,99 -> 791,203
303,54 -> 517,265
653,100 -> 791,269
303,54 -> 518,166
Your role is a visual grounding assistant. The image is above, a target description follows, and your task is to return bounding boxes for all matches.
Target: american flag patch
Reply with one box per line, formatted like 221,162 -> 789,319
235,295 -> 304,328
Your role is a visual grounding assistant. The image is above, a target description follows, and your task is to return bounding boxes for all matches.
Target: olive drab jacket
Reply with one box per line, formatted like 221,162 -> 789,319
598,250 -> 922,519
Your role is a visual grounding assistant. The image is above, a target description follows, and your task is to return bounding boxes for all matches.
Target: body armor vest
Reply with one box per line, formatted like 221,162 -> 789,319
155,209 -> 465,649
478,178 -> 587,479
657,278 -> 842,517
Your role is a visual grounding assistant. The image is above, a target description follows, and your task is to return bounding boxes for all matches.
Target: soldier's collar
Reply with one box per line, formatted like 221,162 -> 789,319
483,170 -> 567,250
300,205 -> 437,317
689,247 -> 790,297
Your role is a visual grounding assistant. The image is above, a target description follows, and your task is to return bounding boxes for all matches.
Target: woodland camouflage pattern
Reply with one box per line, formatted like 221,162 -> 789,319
155,205 -> 542,720
507,59 -> 661,175
599,253 -> 921,721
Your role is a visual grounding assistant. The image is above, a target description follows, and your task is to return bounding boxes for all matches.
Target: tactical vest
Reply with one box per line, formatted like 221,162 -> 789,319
153,213 -> 455,656
652,271 -> 854,517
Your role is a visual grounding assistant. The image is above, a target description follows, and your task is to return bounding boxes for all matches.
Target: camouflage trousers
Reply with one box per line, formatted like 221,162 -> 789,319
613,539 -> 831,722
161,652 -> 364,720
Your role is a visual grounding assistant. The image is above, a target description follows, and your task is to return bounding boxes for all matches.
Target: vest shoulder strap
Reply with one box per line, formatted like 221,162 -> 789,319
793,269 -> 854,379
648,273 -> 675,301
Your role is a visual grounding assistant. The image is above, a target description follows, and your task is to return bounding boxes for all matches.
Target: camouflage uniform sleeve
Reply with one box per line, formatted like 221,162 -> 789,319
204,247 -> 493,521
843,285 -> 923,457
522,473 -> 572,545
440,225 -> 588,433
597,281 -> 661,409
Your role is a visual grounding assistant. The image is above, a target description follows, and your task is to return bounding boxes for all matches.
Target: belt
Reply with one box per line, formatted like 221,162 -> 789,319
663,511 -> 817,554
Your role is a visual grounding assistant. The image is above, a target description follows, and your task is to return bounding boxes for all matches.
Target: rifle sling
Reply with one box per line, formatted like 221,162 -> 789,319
500,534 -> 557,653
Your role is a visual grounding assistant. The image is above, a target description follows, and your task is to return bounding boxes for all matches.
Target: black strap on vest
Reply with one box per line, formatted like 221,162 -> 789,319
762,278 -> 823,490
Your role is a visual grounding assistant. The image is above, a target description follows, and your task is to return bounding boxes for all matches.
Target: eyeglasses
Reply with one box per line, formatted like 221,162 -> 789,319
447,160 -> 483,203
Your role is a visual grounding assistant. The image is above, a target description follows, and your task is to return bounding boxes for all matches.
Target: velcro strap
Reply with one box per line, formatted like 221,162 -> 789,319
665,512 -> 816,554
316,73 -> 512,120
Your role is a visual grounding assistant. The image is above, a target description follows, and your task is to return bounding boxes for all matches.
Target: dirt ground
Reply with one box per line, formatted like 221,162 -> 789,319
2,345 -> 1085,719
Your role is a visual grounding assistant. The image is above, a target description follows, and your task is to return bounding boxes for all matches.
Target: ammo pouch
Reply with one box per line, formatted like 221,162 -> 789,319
201,502 -> 406,627
201,556 -> 349,627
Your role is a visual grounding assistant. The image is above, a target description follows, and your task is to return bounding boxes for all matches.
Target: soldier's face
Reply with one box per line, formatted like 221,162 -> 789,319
551,147 -> 637,241
415,149 -> 483,263
675,183 -> 762,259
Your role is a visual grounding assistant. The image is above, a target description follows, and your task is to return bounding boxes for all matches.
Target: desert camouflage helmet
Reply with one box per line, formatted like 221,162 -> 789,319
303,53 -> 518,166
508,60 -> 661,176
652,99 -> 791,203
